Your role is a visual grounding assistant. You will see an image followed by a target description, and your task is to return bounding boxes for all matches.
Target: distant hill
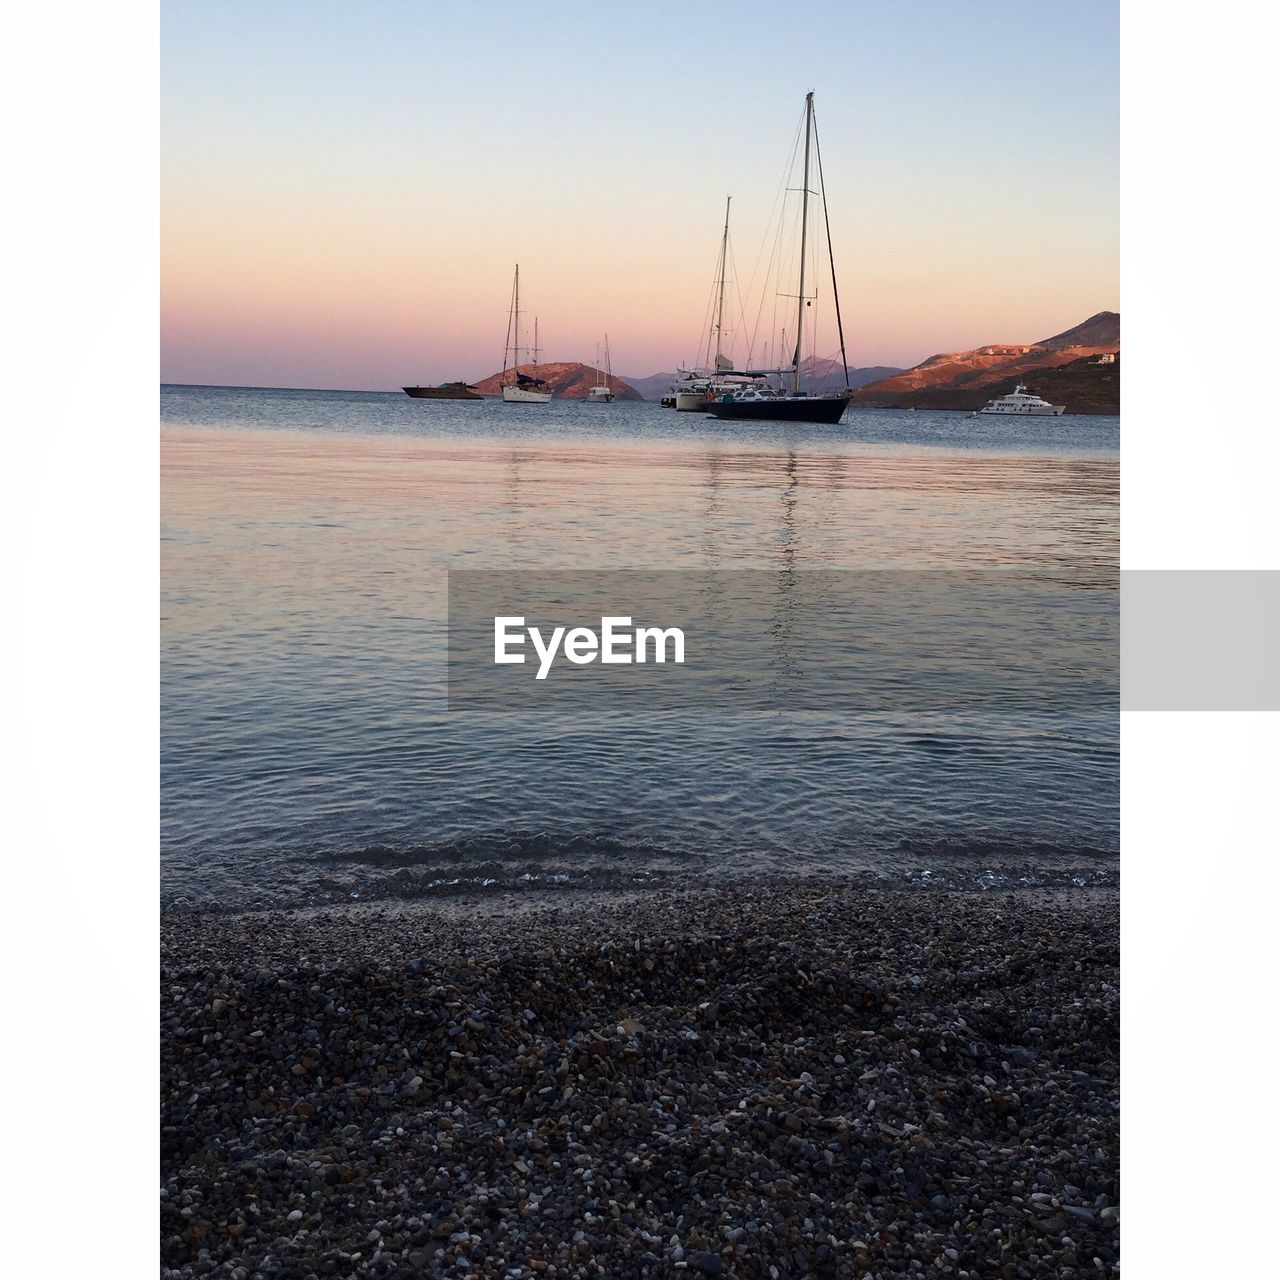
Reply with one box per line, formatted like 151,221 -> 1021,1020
623,372 -> 682,401
850,311 -> 1119,413
1036,311 -> 1121,352
803,359 -> 906,396
470,362 -> 643,400
623,362 -> 904,401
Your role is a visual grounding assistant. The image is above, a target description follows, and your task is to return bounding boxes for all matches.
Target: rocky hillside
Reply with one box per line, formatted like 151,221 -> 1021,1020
880,354 -> 1120,415
851,312 -> 1119,412
471,362 -> 643,400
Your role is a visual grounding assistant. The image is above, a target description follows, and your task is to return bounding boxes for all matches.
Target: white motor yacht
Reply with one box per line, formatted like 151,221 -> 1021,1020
974,383 -> 1065,416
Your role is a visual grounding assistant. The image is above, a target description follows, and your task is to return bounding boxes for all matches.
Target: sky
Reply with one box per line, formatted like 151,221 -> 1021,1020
161,0 -> 1118,389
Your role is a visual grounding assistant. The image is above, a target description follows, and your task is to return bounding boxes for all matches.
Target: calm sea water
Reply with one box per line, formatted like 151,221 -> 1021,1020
161,385 -> 1119,911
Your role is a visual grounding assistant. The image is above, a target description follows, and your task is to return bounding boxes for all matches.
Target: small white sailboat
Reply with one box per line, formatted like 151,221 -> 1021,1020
501,265 -> 552,404
973,384 -> 1065,416
587,336 -> 616,402
676,196 -> 739,412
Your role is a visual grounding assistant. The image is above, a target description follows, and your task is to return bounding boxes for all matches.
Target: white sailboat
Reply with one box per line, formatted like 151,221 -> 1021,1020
676,196 -> 741,412
501,264 -> 552,404
587,335 -> 616,402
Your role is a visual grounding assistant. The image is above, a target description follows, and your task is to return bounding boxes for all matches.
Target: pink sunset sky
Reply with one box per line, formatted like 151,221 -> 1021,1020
161,1 -> 1118,389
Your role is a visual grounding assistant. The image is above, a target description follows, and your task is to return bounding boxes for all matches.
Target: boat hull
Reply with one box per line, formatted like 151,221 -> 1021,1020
977,405 -> 1065,416
586,390 -> 615,403
502,384 -> 552,404
675,391 -> 712,412
705,396 -> 850,424
402,385 -> 482,400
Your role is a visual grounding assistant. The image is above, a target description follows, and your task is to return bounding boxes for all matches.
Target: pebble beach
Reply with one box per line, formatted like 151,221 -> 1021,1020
161,883 -> 1118,1278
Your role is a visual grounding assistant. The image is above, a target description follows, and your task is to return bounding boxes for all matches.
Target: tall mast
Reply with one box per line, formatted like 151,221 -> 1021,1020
513,264 -> 521,373
605,333 -> 611,390
714,195 -> 731,369
795,92 -> 813,394
502,270 -> 514,381
533,317 -> 539,372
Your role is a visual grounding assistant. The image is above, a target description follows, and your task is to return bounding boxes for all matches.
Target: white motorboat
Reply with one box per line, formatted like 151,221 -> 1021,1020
673,370 -> 716,412
676,369 -> 777,410
974,384 -> 1065,416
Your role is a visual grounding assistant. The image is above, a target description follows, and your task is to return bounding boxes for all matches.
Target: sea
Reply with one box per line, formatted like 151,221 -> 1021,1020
161,385 -> 1119,912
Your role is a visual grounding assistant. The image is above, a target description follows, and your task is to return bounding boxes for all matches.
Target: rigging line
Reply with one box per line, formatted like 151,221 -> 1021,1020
699,202 -> 734,368
722,231 -> 742,363
750,103 -> 811,370
727,232 -> 747,366
502,270 -> 516,378
750,178 -> 794,364
728,235 -> 754,366
761,192 -> 789,371
812,102 -> 851,388
692,228 -> 720,371
747,202 -> 780,360
741,110 -> 803,323
711,201 -> 732,365
744,109 -> 805,359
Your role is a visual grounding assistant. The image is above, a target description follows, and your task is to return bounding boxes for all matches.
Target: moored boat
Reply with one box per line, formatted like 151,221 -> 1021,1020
706,93 -> 854,425
503,372 -> 551,403
586,336 -> 616,402
500,266 -> 553,404
973,384 -> 1065,416
677,197 -> 739,412
707,384 -> 850,423
676,369 -> 777,411
402,381 -> 482,400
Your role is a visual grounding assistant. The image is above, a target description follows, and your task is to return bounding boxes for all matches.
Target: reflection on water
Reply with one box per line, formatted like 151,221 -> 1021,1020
161,389 -> 1118,911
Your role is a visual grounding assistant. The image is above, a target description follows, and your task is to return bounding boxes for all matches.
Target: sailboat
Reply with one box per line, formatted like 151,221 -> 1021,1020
706,93 -> 853,424
587,335 -> 616,402
501,264 -> 552,404
675,197 -> 765,411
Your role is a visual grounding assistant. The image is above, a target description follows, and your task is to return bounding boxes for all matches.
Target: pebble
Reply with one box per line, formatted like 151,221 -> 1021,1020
161,881 -> 1118,1277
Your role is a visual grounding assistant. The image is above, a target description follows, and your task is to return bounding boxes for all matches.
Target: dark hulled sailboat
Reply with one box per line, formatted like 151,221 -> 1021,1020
708,386 -> 851,423
706,92 -> 854,425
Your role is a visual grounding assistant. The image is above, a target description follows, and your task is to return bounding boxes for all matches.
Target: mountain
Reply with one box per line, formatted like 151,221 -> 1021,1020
622,362 -> 905,402
1036,311 -> 1121,352
470,362 -> 643,399
622,372 -> 681,401
849,311 -> 1119,412
801,359 -> 907,396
